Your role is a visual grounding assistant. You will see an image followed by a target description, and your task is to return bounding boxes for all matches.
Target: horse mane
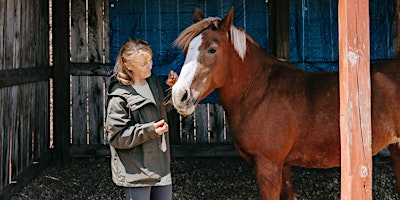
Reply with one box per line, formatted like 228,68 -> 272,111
174,17 -> 258,61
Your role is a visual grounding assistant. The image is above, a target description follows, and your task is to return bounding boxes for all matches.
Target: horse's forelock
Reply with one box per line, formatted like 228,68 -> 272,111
174,17 -> 221,52
174,17 -> 257,61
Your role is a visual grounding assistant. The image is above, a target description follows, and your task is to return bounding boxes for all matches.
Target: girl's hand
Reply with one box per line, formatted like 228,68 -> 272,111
154,119 -> 169,135
165,70 -> 178,87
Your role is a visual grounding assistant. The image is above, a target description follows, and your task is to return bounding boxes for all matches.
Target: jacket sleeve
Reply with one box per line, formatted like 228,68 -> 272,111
106,96 -> 160,149
156,77 -> 174,112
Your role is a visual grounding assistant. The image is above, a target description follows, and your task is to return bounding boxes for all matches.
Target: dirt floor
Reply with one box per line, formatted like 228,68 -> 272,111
10,156 -> 399,200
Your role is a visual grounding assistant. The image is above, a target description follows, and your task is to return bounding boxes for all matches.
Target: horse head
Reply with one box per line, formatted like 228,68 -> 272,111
172,7 -> 251,115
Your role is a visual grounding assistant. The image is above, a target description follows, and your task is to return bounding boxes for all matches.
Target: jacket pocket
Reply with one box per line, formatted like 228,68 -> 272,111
142,139 -> 160,172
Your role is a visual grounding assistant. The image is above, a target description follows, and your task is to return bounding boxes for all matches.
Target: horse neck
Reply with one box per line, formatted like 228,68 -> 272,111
217,44 -> 274,114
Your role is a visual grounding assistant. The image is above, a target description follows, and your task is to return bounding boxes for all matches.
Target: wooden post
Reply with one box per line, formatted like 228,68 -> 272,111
269,0 -> 290,60
52,0 -> 71,165
338,0 -> 372,199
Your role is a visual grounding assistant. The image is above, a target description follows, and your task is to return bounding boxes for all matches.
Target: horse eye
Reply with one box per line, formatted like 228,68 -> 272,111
208,48 -> 217,54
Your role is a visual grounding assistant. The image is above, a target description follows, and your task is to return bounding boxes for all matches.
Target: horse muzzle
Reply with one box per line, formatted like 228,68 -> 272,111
171,86 -> 198,115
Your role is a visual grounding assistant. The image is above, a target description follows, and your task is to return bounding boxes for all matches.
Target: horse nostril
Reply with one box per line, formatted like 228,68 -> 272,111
181,91 -> 188,102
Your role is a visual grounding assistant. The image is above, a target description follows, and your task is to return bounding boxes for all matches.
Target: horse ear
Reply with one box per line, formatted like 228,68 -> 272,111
193,8 -> 204,23
220,7 -> 234,32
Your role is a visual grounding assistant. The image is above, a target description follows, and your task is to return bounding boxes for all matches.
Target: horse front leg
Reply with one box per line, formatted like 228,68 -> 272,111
254,158 -> 283,200
281,166 -> 298,200
388,144 -> 400,197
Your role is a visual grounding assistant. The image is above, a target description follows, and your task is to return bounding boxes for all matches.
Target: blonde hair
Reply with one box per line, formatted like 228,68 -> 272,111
114,38 -> 153,85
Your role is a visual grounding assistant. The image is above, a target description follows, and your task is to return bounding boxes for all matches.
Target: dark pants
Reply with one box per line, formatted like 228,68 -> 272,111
125,185 -> 172,200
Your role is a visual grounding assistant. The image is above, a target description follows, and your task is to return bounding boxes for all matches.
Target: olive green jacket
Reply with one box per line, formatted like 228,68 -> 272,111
106,74 -> 171,187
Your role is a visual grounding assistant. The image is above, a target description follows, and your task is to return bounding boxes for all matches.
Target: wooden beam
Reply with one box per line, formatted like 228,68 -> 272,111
338,0 -> 372,199
52,0 -> 71,165
0,66 -> 52,88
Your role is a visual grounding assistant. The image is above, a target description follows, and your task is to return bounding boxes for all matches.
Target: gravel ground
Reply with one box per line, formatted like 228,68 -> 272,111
10,156 -> 399,200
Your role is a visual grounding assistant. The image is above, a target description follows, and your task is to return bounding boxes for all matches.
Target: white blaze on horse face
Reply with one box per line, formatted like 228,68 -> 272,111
174,35 -> 202,96
171,35 -> 202,114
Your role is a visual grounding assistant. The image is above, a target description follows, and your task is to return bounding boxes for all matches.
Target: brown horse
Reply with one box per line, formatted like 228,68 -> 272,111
171,7 -> 400,200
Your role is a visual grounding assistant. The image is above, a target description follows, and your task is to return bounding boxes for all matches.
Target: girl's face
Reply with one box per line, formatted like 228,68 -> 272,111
129,54 -> 153,80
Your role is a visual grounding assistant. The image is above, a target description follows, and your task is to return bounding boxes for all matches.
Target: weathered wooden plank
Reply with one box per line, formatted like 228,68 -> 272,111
395,0 -> 400,58
71,0 -> 89,145
30,0 -> 39,67
28,84 -> 35,163
338,0 -> 372,199
71,76 -> 88,145
70,0 -> 87,59
88,0 -> 107,145
0,0 -> 4,70
33,84 -> 40,159
39,0 -> 50,157
15,85 -> 25,176
39,0 -> 49,66
19,0 -> 29,174
209,104 -> 225,143
103,0 -> 110,63
0,88 -> 8,190
19,0 -> 29,175
24,85 -> 33,173
0,67 -> 52,88
195,104 -> 208,143
8,86 -> 18,186
21,0 -> 34,171
88,0 -> 104,63
4,0 -> 15,71
181,114 -> 194,144
20,0 -> 28,69
88,77 -> 104,144
35,81 -> 50,158
33,84 -> 41,159
13,0 -> 21,69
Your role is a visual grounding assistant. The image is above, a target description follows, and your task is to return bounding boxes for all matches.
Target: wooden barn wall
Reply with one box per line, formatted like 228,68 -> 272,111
69,0 -> 111,156
70,0 -> 110,145
0,0 -> 51,199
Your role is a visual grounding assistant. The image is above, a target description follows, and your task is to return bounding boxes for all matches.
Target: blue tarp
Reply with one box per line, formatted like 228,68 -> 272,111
109,0 -> 393,103
109,0 -> 270,103
290,0 -> 393,72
